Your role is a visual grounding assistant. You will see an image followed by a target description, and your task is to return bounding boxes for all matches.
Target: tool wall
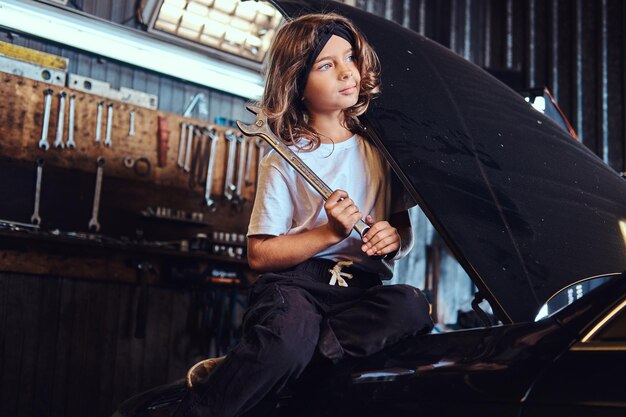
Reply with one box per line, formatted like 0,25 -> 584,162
0,72 -> 265,280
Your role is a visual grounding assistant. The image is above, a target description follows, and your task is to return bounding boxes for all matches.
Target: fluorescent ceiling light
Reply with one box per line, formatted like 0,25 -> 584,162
147,0 -> 282,64
0,0 -> 264,99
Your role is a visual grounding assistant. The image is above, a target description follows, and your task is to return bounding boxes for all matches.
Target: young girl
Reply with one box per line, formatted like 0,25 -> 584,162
177,12 -> 433,417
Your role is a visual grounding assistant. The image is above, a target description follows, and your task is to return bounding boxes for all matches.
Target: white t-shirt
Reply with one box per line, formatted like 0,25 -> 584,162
247,134 -> 410,279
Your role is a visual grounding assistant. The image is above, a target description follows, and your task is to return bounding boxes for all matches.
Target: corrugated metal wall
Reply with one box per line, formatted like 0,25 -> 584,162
352,0 -> 626,173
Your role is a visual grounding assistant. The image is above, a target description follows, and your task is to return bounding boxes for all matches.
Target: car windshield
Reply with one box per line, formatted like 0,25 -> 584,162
535,274 -> 620,321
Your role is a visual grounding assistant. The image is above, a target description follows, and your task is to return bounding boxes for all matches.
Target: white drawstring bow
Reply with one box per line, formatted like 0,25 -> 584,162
328,260 -> 354,287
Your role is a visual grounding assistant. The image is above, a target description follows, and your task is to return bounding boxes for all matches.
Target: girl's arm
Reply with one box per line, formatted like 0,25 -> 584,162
248,189 -> 362,271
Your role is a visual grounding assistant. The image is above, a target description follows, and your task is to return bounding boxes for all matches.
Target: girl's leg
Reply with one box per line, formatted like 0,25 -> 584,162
319,284 -> 433,361
177,281 -> 322,417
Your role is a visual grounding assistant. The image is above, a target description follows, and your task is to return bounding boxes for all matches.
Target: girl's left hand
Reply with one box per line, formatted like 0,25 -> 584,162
361,215 -> 401,258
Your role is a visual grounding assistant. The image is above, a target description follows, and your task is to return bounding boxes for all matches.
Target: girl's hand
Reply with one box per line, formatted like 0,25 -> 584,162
324,189 -> 362,242
361,215 -> 401,258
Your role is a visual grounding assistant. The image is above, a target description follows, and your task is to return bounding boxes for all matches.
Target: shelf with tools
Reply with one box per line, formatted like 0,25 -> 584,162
0,72 -> 263,281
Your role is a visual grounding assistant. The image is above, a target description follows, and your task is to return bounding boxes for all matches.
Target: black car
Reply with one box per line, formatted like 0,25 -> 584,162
112,1 -> 626,416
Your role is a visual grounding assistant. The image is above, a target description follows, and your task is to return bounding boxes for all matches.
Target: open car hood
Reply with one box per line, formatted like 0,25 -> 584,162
270,0 -> 626,323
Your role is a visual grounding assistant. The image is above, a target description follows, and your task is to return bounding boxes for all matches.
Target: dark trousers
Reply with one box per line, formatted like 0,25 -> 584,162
178,258 -> 434,417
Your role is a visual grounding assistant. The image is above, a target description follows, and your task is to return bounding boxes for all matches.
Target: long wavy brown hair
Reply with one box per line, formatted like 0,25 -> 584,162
260,13 -> 381,150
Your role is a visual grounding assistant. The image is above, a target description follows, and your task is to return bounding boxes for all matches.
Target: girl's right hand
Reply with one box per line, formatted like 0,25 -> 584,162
324,189 -> 362,242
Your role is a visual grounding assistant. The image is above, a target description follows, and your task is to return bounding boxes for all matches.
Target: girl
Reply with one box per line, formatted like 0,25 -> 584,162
177,12 -> 433,417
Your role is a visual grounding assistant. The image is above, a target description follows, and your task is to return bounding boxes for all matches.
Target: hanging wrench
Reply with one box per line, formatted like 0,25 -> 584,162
95,101 -> 104,143
38,89 -> 53,150
104,103 -> 113,147
244,133 -> 255,185
129,110 -> 135,137
88,157 -> 105,232
53,91 -> 67,149
204,129 -> 219,208
30,158 -> 44,225
197,127 -> 217,185
237,105 -> 370,237
66,94 -> 76,149
223,130 -> 237,200
183,124 -> 195,172
235,133 -> 247,200
177,122 -> 187,168
189,127 -> 204,189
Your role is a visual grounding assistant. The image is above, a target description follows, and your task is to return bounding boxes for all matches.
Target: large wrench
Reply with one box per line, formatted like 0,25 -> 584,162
88,157 -> 105,232
66,94 -> 76,149
30,158 -> 44,225
237,106 -> 370,237
53,91 -> 67,149
203,128 -> 219,208
223,130 -> 237,200
244,133 -> 255,185
38,89 -> 53,150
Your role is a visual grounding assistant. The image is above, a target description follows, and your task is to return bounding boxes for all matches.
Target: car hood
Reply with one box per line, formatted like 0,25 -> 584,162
270,0 -> 626,323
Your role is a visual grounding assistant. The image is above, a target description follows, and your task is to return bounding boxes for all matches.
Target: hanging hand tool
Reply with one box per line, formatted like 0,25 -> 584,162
244,133 -> 255,186
189,126 -> 204,189
53,91 -> 67,149
197,127 -> 217,185
183,124 -> 195,172
223,130 -> 237,200
30,158 -> 44,225
235,133 -> 247,200
66,94 -> 76,149
95,101 -> 104,143
177,122 -> 187,168
203,129 -> 219,209
104,103 -> 113,147
237,105 -> 370,237
38,88 -> 53,150
157,115 -> 169,167
88,156 -> 105,232
129,110 -> 136,137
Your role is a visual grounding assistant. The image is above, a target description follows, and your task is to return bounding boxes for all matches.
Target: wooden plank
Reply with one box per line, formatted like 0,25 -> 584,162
0,273 -> 25,416
16,274 -> 43,416
96,281 -> 122,417
33,275 -> 63,417
166,288 -> 194,381
50,278 -> 75,416
141,286 -> 173,390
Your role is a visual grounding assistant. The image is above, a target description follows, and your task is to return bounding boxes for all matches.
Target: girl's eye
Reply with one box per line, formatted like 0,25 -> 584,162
346,55 -> 354,62
318,63 -> 332,71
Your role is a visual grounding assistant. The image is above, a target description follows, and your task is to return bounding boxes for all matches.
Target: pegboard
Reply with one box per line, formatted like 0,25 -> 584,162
0,72 -> 260,202
0,72 -> 263,242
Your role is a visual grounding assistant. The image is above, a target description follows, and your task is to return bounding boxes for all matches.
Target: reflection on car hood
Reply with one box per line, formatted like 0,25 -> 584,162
271,0 -> 626,323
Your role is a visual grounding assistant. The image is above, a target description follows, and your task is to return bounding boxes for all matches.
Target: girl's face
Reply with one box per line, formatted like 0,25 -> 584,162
302,35 -> 361,118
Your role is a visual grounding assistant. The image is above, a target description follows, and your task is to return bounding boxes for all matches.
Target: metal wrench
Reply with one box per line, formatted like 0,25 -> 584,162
88,156 -> 105,232
189,127 -> 203,189
203,129 -> 219,208
183,124 -> 195,172
30,158 -> 44,225
244,133 -> 255,185
197,126 -> 216,185
38,89 -> 53,150
177,122 -> 187,168
237,105 -> 370,237
53,91 -> 67,149
235,133 -> 247,199
104,103 -> 113,147
66,94 -> 76,149
129,111 -> 135,137
223,130 -> 238,200
95,101 -> 104,143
